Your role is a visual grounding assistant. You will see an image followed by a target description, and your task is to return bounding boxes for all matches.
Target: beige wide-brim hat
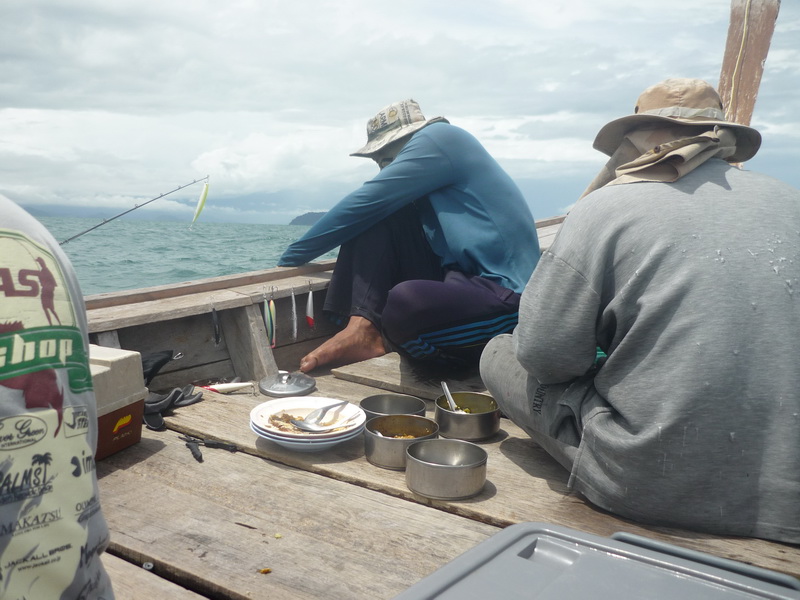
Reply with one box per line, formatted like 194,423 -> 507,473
593,78 -> 761,163
351,99 -> 448,158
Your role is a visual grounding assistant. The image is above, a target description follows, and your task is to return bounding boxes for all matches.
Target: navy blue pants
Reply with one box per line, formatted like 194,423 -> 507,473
324,204 -> 521,367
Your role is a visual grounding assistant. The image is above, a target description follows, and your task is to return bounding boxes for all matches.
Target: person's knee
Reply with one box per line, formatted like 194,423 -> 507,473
382,281 -> 427,340
480,334 -> 530,414
480,334 -> 514,385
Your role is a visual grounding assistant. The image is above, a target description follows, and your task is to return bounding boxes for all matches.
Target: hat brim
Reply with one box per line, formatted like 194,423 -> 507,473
350,117 -> 448,158
593,114 -> 762,163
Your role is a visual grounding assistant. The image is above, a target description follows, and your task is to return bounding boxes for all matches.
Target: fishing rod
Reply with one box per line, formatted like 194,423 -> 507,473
59,175 -> 209,245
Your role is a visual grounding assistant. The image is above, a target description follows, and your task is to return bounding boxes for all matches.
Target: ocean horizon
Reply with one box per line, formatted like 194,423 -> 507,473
41,216 -> 337,296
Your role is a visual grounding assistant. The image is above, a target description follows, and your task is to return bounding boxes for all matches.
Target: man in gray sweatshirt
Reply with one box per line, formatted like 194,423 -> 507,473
480,78 -> 800,544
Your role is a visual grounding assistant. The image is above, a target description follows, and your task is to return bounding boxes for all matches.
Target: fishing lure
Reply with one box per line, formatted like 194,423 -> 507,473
290,287 -> 298,341
190,181 -> 209,229
200,382 -> 255,394
306,287 -> 315,329
264,288 -> 277,348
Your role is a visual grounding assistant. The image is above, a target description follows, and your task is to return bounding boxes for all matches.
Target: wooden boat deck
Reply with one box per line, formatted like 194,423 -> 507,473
97,354 -> 800,599
87,214 -> 799,598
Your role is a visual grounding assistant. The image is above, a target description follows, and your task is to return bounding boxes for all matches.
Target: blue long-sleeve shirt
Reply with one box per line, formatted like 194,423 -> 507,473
278,122 -> 539,293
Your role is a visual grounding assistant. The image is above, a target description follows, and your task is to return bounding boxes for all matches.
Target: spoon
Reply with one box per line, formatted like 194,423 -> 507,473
441,381 -> 462,412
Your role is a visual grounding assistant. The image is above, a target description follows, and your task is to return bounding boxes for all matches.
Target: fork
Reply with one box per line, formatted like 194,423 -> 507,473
299,400 -> 349,426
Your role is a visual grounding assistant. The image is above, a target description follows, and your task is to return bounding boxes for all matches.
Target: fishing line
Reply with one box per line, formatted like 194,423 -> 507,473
59,175 -> 209,245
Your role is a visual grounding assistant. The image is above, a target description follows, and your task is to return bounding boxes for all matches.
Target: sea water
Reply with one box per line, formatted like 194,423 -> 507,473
41,217 -> 337,296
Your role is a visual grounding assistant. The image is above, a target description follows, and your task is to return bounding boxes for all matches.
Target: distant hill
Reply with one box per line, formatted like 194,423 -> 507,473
290,212 -> 326,226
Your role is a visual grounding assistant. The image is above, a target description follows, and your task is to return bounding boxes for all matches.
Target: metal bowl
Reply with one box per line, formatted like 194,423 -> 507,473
360,393 -> 427,422
405,439 -> 488,500
434,392 -> 501,441
364,415 -> 439,470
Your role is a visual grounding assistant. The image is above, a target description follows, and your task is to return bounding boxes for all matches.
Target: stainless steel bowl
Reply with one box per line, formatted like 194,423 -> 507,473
360,393 -> 427,422
434,392 -> 501,441
405,439 -> 488,500
364,415 -> 439,470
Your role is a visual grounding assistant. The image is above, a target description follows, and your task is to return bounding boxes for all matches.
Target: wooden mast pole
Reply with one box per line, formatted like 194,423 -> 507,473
718,0 -> 781,130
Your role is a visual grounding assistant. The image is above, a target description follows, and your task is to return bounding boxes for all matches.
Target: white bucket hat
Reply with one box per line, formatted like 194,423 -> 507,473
351,99 -> 448,158
593,78 -> 761,163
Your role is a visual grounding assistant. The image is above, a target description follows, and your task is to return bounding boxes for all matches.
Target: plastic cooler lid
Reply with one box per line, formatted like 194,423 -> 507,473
394,522 -> 800,600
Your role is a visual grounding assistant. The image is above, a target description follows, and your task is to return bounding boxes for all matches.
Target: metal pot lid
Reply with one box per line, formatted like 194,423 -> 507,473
258,370 -> 316,397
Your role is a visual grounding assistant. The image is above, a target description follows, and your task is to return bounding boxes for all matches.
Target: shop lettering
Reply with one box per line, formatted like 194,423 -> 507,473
0,334 -> 74,369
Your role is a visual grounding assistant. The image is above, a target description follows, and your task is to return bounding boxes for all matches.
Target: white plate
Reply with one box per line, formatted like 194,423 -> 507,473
250,422 -> 363,452
250,397 -> 366,439
250,419 -> 364,443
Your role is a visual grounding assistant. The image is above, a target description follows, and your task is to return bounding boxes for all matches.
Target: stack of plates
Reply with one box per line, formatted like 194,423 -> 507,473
249,397 -> 366,453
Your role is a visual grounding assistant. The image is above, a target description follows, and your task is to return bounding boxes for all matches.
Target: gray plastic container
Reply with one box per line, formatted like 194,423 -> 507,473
394,522 -> 800,599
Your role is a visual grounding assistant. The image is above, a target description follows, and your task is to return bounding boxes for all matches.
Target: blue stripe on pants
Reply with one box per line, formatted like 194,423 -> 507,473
400,312 -> 519,358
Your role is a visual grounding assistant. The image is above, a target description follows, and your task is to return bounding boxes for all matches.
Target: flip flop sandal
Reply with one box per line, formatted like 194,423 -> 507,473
144,388 -> 183,414
143,411 -> 166,431
173,391 -> 204,407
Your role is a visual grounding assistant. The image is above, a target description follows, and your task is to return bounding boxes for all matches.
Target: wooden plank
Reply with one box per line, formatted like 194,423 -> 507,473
97,428 -> 499,600
101,292 -> 339,390
117,312 -> 228,368
719,0 -> 781,127
211,273 -> 332,305
115,312 -> 234,390
155,375 -> 800,579
103,553 -> 208,599
86,276 -> 332,333
88,288 -> 249,332
219,304 -> 279,381
534,215 -> 567,228
85,261 -> 336,310
331,353 -> 487,400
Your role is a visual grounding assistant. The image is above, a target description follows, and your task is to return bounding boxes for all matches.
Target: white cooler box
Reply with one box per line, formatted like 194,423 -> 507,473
89,345 -> 147,460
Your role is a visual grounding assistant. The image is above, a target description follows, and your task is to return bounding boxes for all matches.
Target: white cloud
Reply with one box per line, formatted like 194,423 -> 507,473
0,0 -> 798,223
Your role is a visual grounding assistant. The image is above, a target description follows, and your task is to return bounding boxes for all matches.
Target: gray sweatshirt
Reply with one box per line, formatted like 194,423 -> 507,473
515,159 -> 800,543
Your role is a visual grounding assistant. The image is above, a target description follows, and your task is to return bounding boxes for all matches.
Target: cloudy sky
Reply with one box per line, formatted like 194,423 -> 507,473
2,0 -> 798,225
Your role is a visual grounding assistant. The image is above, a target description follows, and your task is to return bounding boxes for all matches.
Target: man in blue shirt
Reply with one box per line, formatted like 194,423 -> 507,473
279,99 -> 539,373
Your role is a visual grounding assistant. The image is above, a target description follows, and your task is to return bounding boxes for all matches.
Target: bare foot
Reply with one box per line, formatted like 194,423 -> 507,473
299,316 -> 387,373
